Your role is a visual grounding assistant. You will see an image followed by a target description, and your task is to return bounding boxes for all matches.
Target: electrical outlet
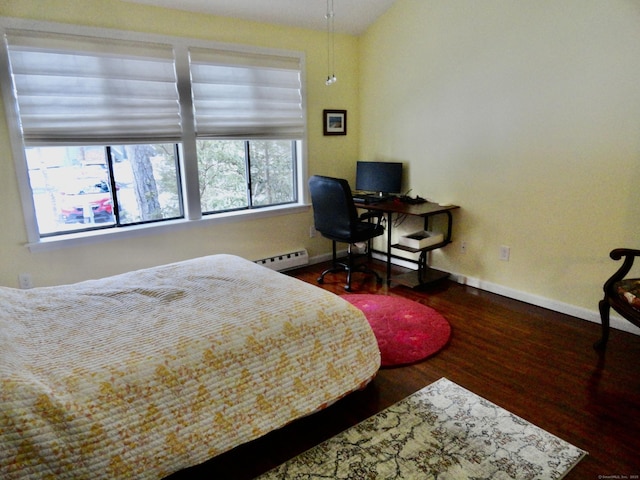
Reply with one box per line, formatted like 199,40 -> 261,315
499,245 -> 510,262
309,225 -> 317,238
19,273 -> 33,289
460,240 -> 467,254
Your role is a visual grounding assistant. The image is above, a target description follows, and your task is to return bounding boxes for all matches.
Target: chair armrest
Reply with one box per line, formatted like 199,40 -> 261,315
604,248 -> 640,293
610,248 -> 640,261
359,210 -> 383,226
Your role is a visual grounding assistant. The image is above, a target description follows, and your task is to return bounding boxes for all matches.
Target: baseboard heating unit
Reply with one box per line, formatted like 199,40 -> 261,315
255,249 -> 309,271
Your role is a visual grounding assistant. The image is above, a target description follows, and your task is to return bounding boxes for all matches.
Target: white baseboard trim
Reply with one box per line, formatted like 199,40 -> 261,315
457,272 -> 640,336
309,251 -> 640,337
308,251 -> 342,265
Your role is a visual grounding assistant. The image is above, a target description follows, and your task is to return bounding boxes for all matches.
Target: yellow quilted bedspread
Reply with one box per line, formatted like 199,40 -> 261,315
0,255 -> 380,479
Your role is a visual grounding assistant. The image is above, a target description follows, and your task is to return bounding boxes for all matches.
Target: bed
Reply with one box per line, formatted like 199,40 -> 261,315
0,254 -> 380,479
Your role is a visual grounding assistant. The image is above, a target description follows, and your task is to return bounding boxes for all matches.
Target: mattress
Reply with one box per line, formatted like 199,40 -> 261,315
0,254 -> 380,479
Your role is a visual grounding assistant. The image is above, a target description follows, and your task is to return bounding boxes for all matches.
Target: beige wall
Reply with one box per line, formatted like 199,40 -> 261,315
0,0 -> 359,286
359,0 -> 640,329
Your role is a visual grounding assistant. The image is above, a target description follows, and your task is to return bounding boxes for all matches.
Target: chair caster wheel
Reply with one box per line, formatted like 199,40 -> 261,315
317,277 -> 324,284
344,285 -> 352,292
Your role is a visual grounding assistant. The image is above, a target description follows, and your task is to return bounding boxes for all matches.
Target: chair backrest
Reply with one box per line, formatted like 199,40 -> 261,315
308,175 -> 359,238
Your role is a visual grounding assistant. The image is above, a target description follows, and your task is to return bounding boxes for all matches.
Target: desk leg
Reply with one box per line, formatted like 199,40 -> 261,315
386,211 -> 393,285
444,211 -> 453,242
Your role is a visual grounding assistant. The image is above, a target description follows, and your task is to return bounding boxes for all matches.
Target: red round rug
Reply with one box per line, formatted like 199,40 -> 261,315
342,294 -> 451,367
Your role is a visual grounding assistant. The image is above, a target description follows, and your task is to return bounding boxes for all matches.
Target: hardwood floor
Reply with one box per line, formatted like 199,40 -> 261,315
169,260 -> 640,479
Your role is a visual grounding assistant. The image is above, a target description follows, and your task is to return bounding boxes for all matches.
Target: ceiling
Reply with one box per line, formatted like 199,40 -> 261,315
123,0 -> 397,35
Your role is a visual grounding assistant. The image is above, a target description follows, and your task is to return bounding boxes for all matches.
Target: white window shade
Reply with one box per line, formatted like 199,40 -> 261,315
189,47 -> 304,139
5,30 -> 181,145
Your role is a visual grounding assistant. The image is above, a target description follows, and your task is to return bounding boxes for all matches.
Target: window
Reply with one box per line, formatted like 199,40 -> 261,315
198,140 -> 297,213
0,19 -> 306,243
27,144 -> 182,236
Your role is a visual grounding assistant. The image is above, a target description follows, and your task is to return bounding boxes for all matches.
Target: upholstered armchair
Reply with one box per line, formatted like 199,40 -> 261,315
595,248 -> 640,349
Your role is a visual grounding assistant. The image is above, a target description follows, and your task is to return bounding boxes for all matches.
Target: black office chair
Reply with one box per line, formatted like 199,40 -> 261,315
308,175 -> 384,291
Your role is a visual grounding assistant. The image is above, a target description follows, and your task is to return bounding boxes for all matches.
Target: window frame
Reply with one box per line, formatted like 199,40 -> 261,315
0,17 -> 309,252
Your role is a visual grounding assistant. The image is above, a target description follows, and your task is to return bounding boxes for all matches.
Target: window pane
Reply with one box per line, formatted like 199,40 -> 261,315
249,140 -> 296,206
198,140 -> 249,213
26,144 -> 183,236
26,146 -> 115,235
111,144 -> 182,224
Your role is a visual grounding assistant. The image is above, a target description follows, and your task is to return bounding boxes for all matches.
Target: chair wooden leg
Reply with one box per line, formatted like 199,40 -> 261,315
594,298 -> 610,350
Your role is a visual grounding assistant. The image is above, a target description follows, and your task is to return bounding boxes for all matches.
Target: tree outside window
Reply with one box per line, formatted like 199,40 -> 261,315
198,140 -> 297,214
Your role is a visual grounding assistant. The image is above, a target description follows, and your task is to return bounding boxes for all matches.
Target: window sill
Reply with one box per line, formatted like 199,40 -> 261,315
27,203 -> 311,253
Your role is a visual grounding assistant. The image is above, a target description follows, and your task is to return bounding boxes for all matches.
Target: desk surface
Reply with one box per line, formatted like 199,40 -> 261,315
360,200 -> 459,217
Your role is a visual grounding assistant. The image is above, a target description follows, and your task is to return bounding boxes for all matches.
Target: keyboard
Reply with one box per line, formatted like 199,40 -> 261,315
353,194 -> 385,204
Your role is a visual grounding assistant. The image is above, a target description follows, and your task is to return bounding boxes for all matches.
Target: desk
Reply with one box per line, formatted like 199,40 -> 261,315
361,200 -> 460,287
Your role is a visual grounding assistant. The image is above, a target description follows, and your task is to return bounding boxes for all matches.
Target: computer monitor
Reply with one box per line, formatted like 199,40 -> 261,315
355,161 -> 403,197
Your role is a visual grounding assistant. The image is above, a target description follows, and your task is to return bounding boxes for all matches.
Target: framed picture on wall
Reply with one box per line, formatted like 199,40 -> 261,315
323,109 -> 347,135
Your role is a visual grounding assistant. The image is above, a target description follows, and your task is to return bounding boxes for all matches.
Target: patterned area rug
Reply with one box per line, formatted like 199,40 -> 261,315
257,378 -> 587,479
342,294 -> 451,367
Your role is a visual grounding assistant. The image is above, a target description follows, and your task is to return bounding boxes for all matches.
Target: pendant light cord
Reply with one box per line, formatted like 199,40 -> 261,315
325,0 -> 336,85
